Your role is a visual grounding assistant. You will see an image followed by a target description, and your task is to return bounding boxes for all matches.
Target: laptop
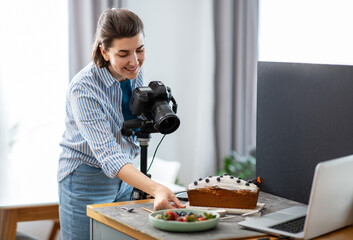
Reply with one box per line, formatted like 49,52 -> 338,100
238,154 -> 353,239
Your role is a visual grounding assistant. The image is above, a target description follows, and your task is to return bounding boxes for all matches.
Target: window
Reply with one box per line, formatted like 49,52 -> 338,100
0,1 -> 68,193
259,0 -> 353,65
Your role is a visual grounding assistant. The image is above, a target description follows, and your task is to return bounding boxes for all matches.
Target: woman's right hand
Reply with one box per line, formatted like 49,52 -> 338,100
152,184 -> 185,211
117,163 -> 186,210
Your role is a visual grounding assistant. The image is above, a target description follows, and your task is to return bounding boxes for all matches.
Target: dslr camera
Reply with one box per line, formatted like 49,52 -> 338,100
124,81 -> 180,135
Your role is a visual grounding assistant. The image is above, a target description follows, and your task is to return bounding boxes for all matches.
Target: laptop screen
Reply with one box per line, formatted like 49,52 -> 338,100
256,61 -> 353,203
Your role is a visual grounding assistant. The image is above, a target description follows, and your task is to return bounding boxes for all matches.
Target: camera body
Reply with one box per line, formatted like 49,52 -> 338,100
129,81 -> 180,134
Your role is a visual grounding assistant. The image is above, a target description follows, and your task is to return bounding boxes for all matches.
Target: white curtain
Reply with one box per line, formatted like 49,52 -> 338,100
213,0 -> 258,170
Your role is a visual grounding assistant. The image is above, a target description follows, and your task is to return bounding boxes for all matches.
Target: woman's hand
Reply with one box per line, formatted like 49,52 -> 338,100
152,184 -> 185,211
117,163 -> 185,210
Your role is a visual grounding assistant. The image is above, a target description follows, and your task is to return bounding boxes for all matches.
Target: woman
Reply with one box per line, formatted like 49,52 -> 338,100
58,8 -> 184,240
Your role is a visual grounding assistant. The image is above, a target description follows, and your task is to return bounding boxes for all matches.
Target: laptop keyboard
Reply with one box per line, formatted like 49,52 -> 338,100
269,216 -> 306,233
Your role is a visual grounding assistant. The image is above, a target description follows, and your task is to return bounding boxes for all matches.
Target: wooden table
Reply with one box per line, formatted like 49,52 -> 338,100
87,192 -> 353,240
0,163 -> 60,240
0,203 -> 60,240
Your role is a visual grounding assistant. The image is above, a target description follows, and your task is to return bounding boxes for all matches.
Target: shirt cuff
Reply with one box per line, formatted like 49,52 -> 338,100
101,155 -> 132,179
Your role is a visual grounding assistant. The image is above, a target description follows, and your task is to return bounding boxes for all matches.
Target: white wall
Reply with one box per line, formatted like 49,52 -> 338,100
259,0 -> 353,65
126,0 -> 216,186
0,0 -> 67,239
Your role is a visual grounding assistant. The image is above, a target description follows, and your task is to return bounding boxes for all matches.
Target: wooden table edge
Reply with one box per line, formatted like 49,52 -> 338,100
87,199 -> 158,240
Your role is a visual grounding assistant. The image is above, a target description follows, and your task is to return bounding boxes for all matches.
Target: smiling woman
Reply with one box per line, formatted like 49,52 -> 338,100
99,35 -> 145,80
0,0 -> 68,239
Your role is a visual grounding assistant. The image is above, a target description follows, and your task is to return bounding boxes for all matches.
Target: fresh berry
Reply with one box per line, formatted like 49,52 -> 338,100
197,216 -> 206,221
194,181 -> 198,185
179,211 -> 187,216
163,210 -> 177,220
216,177 -> 221,182
205,178 -> 210,183
155,211 -> 216,222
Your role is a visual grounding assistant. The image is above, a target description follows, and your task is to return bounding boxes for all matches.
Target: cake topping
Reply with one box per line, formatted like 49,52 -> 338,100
199,178 -> 203,181
188,175 -> 258,191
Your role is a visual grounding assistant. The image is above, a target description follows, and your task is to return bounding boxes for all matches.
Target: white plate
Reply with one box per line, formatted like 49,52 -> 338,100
185,202 -> 265,215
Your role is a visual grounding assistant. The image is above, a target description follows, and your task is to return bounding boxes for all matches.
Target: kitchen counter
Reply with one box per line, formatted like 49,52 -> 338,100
87,192 -> 306,240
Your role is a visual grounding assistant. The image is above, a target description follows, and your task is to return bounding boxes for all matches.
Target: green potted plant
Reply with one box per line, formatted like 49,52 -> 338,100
217,149 -> 256,180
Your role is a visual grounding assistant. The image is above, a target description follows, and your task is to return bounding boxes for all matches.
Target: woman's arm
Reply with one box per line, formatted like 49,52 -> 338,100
117,163 -> 185,210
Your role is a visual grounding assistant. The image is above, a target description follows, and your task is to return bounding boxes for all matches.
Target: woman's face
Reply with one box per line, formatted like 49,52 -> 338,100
100,32 -> 145,81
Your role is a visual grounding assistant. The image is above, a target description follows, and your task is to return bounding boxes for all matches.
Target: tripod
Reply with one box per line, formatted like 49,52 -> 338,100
131,131 -> 153,200
122,119 -> 158,200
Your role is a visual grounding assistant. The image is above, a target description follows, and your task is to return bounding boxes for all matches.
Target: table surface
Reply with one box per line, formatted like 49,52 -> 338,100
88,192 -> 352,240
87,192 -> 353,240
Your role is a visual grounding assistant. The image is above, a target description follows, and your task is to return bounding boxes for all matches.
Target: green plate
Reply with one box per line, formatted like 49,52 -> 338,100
148,208 -> 220,232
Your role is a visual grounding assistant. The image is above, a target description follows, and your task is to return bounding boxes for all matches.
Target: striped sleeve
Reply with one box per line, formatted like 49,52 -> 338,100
68,82 -> 131,178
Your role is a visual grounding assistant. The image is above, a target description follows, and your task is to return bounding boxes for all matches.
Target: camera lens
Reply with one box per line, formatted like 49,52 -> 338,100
158,115 -> 180,134
152,101 -> 180,134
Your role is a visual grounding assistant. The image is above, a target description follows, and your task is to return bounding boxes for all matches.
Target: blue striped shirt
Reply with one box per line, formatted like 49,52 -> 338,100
58,62 -> 144,182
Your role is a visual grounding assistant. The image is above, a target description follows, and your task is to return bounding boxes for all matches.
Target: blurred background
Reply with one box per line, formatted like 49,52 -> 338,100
0,0 -> 352,239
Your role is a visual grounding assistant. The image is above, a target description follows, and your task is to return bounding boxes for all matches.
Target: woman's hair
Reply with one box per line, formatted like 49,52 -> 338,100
92,8 -> 144,68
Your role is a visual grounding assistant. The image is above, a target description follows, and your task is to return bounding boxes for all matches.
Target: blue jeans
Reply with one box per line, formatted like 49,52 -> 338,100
58,163 -> 132,240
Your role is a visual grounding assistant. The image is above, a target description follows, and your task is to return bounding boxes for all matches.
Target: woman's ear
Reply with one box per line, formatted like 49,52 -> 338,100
99,45 -> 109,61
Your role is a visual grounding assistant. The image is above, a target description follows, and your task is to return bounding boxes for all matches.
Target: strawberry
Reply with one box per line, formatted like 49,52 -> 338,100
163,210 -> 177,220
